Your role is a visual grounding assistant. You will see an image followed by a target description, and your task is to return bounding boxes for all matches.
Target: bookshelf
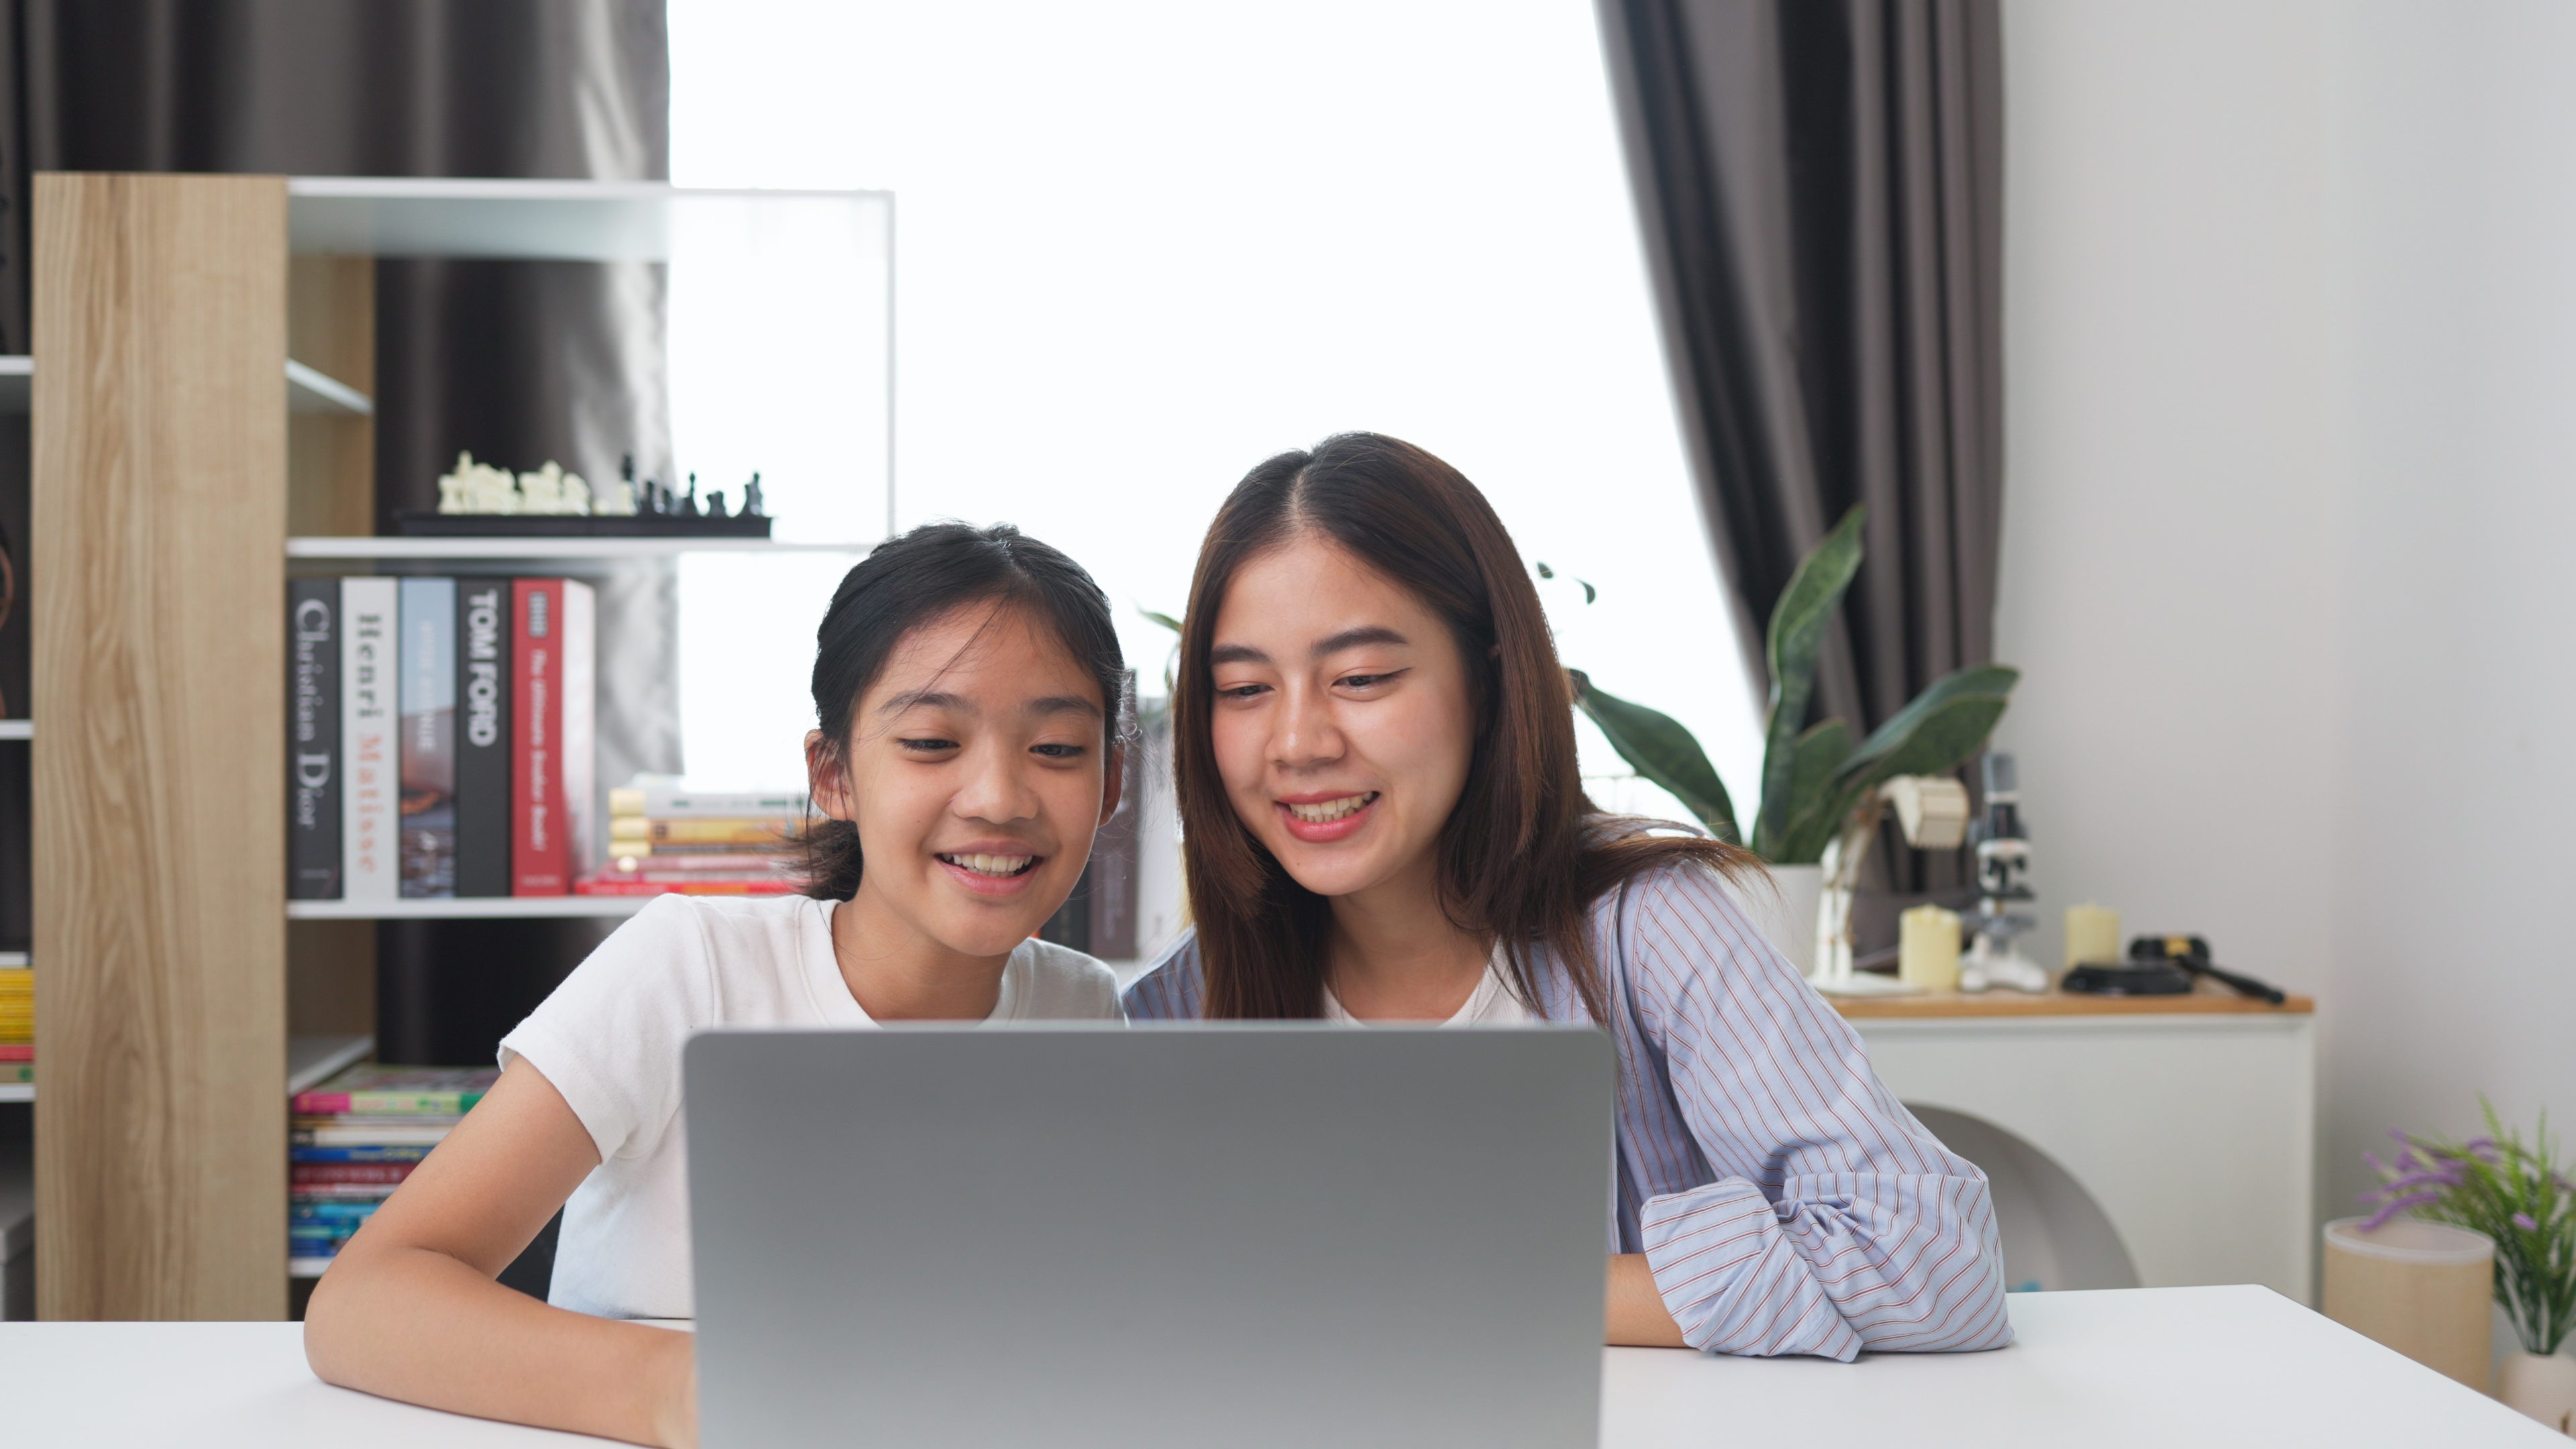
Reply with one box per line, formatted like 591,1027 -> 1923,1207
31,173 -> 893,1321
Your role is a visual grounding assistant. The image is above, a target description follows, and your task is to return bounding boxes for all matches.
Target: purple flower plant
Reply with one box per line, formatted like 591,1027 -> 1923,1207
2357,1099 -> 2575,1355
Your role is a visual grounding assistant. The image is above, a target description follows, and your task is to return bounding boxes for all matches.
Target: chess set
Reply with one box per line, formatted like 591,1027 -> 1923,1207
394,453 -> 774,539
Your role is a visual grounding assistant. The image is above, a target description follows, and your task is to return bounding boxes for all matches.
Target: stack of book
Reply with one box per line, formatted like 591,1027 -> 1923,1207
287,576 -> 598,902
0,967 -> 27,1085
580,781 -> 808,896
288,1063 -> 495,1275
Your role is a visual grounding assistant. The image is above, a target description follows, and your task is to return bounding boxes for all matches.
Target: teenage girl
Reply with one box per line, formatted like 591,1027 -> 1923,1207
307,523 -> 1134,1446
1126,433 -> 2014,1359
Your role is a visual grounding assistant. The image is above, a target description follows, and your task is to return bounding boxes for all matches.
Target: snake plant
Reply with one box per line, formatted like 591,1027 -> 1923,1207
1567,505 -> 2017,864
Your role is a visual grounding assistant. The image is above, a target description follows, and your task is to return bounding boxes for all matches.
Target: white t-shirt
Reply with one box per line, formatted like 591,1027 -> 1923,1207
497,893 -> 1121,1320
1320,953 -> 1536,1026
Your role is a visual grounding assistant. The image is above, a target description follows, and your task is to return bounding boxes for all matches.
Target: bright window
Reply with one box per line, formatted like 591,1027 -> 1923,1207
666,0 -> 1762,818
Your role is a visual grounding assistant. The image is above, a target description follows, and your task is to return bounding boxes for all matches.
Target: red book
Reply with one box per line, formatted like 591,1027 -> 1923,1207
512,578 -> 598,896
291,1161 -> 417,1186
0,1044 -> 30,1063
511,581 -> 574,893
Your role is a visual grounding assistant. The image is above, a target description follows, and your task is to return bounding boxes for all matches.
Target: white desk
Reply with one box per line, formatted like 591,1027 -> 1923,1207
0,1287 -> 2553,1446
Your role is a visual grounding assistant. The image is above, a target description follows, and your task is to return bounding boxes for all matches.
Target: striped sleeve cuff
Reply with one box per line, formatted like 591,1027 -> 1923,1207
1640,1180 -> 1866,1361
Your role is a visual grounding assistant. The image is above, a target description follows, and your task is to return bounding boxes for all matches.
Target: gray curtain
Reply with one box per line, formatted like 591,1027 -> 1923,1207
1596,0 -> 2003,902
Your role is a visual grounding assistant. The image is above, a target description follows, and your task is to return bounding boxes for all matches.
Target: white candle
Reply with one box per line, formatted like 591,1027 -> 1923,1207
2065,903 -> 2122,968
1898,904 -> 1962,993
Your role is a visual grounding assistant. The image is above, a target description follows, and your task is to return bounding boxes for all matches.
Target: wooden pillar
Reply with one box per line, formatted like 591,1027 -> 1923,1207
31,173 -> 288,1320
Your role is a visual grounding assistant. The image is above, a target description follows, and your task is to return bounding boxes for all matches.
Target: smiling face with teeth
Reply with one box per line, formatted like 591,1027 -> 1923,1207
806,600 -> 1123,1001
1208,533 -> 1479,910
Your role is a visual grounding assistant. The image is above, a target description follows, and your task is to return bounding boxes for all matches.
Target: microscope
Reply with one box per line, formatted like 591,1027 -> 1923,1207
1962,752 -> 2049,994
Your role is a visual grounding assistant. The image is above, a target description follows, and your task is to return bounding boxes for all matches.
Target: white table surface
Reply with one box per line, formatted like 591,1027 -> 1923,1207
0,1286 -> 2555,1446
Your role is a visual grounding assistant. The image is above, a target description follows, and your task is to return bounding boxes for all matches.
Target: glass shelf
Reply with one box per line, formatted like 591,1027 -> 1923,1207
286,536 -> 875,560
288,897 -> 657,921
0,356 -> 368,416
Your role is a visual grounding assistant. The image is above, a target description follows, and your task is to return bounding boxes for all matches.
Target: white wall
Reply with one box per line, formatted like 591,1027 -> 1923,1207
1996,0 -> 2576,1251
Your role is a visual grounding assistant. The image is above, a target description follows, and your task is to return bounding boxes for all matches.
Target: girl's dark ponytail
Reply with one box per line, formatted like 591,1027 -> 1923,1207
798,522 -> 1128,901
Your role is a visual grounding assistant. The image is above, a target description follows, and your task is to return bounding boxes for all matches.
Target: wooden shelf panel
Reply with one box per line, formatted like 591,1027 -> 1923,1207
288,897 -> 653,921
286,536 -> 873,560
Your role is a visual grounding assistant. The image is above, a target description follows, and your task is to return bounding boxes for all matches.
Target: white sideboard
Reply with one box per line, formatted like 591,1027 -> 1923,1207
1837,987 -> 2316,1303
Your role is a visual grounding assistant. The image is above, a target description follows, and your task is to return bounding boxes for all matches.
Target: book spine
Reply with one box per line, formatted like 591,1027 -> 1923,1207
608,818 -> 796,845
290,1144 -> 434,1163
291,1162 -> 416,1185
513,580 -> 569,895
563,580 -> 598,878
289,1089 -> 486,1116
291,1201 -> 391,1221
1089,735 -> 1142,959
606,788 -> 811,818
572,877 -> 797,897
340,578 -> 400,900
0,1044 -> 32,1063
292,1126 -> 453,1147
398,578 -> 458,898
453,578 -> 514,896
288,579 -> 342,898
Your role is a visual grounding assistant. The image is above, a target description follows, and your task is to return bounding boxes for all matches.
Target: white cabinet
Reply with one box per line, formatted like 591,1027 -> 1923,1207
1846,999 -> 2316,1302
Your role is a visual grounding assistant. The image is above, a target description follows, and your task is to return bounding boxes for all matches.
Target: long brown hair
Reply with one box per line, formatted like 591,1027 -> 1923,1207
1175,433 -> 1752,1021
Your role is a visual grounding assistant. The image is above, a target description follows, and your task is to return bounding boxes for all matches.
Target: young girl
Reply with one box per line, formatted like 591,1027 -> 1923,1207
1126,433 -> 2013,1360
306,523 -> 1132,1446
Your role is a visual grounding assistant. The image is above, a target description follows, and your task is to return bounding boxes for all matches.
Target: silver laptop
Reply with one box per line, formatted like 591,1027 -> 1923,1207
684,1023 -> 1615,1449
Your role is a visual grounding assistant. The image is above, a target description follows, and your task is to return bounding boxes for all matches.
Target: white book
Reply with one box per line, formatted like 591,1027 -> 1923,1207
561,580 -> 598,878
339,578 -> 399,901
297,1123 -> 452,1147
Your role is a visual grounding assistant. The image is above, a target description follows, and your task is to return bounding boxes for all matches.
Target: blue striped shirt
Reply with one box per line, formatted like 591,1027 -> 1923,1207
1123,861 -> 2014,1360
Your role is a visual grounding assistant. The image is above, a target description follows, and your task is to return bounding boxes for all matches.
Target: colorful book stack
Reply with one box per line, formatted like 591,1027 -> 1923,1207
288,576 -> 597,900
0,967 -> 28,1085
288,1063 -> 496,1274
578,780 -> 808,896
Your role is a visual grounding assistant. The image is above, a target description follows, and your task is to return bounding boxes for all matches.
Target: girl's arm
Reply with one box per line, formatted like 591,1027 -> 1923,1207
303,1059 -> 696,1448
1619,865 -> 2013,1360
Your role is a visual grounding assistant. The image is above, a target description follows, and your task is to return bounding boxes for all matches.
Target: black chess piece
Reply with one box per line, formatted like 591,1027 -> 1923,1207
643,479 -> 667,515
706,490 -> 729,519
742,472 -> 765,516
680,472 -> 702,519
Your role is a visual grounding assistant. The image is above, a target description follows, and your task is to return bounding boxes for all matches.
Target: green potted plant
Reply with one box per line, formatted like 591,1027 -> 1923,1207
1564,506 -> 2017,973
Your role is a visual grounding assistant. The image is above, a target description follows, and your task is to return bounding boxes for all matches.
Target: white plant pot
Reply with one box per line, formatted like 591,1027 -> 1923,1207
2500,1350 -> 2576,1435
1729,862 -> 1822,976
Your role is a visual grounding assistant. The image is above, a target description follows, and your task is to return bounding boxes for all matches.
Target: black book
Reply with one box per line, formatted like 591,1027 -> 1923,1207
453,577 -> 515,896
288,578 -> 342,899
